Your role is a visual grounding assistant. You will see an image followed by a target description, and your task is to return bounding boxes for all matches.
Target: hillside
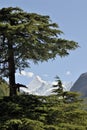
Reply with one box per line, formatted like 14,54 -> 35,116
0,93 -> 87,130
1,76 -> 87,129
70,72 -> 87,97
0,78 -> 9,97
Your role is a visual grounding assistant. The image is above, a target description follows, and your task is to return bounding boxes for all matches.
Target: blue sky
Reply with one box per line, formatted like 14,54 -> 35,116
1,0 -> 87,85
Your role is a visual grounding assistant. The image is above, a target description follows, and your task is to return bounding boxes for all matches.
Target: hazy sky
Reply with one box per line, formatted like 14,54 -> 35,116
0,0 -> 87,85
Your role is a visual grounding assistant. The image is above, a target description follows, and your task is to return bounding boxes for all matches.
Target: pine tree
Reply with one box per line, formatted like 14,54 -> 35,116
52,76 -> 64,98
0,7 -> 78,96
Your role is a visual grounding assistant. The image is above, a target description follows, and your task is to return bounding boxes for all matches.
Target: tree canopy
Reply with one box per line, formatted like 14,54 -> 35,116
0,7 -> 78,96
0,94 -> 87,130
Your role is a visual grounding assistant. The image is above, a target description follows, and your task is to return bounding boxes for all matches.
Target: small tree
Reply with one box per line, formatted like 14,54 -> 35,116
52,76 -> 64,98
52,76 -> 82,103
0,7 -> 78,96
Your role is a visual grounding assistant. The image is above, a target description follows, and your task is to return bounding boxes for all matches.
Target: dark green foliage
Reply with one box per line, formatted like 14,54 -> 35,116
0,94 -> 87,130
52,76 -> 64,98
52,76 -> 82,104
1,119 -> 44,130
0,7 -> 78,96
59,123 -> 86,130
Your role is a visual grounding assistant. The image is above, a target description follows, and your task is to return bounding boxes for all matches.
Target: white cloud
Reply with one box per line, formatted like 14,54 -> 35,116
66,71 -> 71,76
20,71 -> 26,76
20,71 -> 34,78
27,72 -> 34,77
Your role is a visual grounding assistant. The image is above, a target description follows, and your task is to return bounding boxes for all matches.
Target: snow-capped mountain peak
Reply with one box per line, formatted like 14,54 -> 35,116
20,76 -> 52,95
27,76 -> 52,95
20,75 -> 72,96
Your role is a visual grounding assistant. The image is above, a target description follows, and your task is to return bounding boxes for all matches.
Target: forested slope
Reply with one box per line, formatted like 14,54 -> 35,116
0,93 -> 87,130
0,78 -> 9,97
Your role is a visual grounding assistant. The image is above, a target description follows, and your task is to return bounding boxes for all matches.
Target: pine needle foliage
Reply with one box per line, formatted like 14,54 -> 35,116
0,94 -> 87,130
0,7 -> 78,96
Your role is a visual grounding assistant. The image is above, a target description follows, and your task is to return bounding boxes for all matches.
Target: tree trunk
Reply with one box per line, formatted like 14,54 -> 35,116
8,41 -> 17,96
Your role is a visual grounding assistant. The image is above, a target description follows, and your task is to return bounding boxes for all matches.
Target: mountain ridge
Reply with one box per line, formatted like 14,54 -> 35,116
70,72 -> 87,97
21,75 -> 72,95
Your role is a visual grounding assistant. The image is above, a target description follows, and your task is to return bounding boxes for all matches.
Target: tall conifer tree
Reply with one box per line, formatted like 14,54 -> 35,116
0,7 -> 78,96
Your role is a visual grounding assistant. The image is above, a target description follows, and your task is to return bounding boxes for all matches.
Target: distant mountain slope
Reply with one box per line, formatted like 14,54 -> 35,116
0,78 -> 9,97
70,72 -> 87,97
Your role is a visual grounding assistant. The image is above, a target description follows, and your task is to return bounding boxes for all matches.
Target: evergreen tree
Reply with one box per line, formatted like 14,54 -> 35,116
52,76 -> 64,98
52,76 -> 82,103
0,7 -> 78,96
0,94 -> 87,130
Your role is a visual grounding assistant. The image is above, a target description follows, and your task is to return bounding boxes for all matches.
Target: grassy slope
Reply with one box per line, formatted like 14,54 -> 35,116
0,78 -> 9,97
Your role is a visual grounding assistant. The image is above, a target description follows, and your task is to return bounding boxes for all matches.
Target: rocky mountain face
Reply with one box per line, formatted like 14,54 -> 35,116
70,72 -> 87,97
